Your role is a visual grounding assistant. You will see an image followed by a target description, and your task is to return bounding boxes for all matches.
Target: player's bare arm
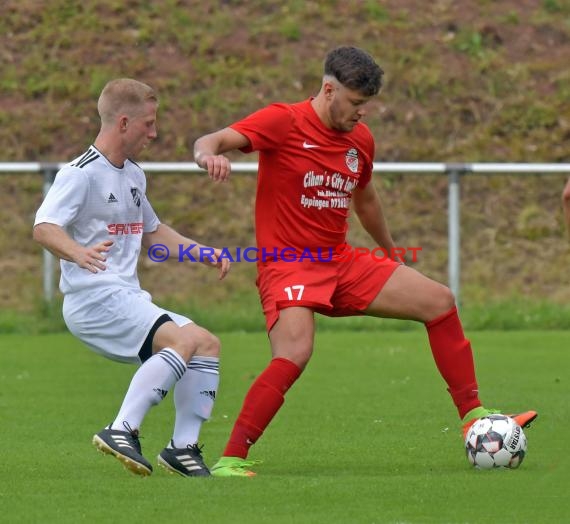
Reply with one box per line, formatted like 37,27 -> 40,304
352,183 -> 399,256
33,222 -> 111,273
143,223 -> 230,280
193,127 -> 250,183
562,177 -> 570,239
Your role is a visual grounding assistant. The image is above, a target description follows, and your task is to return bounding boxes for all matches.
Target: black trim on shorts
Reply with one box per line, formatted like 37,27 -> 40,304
138,314 -> 173,363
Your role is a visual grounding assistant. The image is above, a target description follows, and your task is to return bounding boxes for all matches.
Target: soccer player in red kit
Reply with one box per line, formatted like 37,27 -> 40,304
193,46 -> 537,476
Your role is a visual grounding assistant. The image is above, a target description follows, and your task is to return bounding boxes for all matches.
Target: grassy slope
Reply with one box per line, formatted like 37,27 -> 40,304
1,0 -> 570,315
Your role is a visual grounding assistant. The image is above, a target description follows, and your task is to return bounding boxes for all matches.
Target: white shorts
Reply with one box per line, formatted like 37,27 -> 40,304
63,286 -> 192,364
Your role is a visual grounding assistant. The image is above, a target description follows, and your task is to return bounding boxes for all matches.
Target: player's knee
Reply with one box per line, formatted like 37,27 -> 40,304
431,284 -> 456,317
193,330 -> 220,358
272,343 -> 313,369
170,326 -> 220,362
276,350 -> 311,370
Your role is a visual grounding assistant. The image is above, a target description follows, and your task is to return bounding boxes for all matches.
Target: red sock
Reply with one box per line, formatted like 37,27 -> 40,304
425,306 -> 481,419
223,357 -> 302,459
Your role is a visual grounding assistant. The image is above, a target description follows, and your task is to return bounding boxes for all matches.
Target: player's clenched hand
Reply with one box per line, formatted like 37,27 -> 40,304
75,240 -> 114,273
201,154 -> 232,183
201,247 -> 231,280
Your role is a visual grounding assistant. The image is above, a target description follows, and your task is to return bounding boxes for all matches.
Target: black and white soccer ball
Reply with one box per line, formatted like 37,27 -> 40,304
465,414 -> 527,469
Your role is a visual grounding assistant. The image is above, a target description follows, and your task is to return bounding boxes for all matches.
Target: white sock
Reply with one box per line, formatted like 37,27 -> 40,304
171,356 -> 220,448
111,348 -> 186,431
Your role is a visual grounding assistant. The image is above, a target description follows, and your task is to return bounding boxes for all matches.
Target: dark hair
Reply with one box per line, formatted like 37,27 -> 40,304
324,46 -> 384,96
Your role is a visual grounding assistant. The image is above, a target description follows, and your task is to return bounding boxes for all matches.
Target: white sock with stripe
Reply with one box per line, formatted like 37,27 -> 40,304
170,356 -> 220,448
111,348 -> 186,431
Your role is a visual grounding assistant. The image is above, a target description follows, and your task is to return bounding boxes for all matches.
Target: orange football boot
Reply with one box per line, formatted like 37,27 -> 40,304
462,410 -> 538,439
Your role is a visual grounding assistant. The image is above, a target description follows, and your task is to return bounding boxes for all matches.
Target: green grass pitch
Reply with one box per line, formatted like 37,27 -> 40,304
1,330 -> 567,523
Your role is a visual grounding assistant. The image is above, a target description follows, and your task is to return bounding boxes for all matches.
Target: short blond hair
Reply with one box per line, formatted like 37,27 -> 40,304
97,78 -> 158,124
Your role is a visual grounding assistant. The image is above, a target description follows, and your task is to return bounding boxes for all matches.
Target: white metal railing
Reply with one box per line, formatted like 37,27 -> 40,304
2,161 -> 569,304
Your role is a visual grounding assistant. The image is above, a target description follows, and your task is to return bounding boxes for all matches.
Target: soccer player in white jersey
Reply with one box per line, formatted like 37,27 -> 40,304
33,78 -> 230,477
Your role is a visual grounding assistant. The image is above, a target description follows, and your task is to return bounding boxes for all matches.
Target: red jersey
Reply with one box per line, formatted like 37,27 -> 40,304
230,99 -> 375,257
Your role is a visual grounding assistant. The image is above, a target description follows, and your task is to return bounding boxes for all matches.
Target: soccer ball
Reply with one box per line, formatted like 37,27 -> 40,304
465,414 -> 527,469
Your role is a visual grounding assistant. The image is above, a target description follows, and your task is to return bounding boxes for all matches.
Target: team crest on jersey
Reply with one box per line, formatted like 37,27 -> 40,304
345,148 -> 359,173
130,187 -> 141,207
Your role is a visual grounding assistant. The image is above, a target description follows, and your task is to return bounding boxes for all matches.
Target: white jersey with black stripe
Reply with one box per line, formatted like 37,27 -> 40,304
34,145 -> 160,294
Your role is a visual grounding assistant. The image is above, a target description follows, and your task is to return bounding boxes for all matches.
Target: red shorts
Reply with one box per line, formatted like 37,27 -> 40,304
256,253 -> 400,332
